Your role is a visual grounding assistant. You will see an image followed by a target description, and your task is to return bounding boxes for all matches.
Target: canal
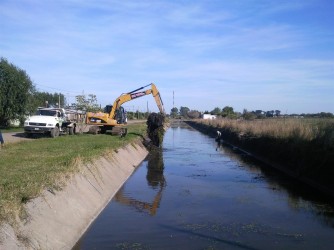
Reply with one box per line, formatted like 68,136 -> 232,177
74,122 -> 334,249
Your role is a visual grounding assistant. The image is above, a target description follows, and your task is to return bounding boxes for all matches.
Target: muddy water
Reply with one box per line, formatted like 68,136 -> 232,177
74,122 -> 334,250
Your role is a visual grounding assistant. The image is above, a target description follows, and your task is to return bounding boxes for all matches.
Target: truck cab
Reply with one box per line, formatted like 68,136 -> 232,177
24,108 -> 76,138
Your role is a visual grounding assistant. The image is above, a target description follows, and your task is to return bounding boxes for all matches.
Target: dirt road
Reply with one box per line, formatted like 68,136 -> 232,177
2,132 -> 32,144
2,124 -> 91,144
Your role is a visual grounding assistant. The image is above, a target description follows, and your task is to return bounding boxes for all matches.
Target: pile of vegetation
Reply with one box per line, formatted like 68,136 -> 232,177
187,118 -> 334,194
146,113 -> 165,147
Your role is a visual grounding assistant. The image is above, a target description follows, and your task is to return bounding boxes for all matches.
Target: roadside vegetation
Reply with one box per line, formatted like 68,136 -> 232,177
199,117 -> 334,142
0,123 -> 147,225
0,127 -> 24,133
188,118 -> 334,194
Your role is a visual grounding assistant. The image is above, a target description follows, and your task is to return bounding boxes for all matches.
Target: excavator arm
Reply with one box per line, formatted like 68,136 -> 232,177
86,83 -> 165,129
109,83 -> 165,119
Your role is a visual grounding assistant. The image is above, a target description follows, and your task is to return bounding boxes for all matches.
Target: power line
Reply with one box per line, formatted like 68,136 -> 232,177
34,83 -> 81,96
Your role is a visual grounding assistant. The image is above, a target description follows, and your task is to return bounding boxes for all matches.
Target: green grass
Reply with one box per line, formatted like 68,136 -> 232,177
0,127 -> 24,133
0,123 -> 147,224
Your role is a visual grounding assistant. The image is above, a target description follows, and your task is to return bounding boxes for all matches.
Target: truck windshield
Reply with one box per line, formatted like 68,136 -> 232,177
35,110 -> 58,116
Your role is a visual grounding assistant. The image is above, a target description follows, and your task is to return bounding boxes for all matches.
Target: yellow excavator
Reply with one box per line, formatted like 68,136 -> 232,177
86,83 -> 165,135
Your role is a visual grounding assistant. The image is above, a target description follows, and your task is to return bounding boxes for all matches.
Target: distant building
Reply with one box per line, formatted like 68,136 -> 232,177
202,114 -> 217,120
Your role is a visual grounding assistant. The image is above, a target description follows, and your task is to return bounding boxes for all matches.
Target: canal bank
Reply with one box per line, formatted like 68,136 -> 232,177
0,140 -> 148,249
185,120 -> 334,198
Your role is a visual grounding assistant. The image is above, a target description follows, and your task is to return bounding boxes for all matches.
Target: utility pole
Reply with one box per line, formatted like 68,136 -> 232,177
173,90 -> 175,118
173,90 -> 174,109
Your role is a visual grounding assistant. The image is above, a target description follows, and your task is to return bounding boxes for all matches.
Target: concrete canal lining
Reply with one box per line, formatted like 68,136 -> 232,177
0,141 -> 148,250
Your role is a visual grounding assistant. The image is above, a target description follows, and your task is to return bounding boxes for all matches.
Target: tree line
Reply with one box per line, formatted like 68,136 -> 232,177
170,106 -> 238,119
170,105 -> 334,120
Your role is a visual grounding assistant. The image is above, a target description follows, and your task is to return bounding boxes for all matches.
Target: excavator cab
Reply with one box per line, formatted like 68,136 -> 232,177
116,106 -> 127,124
104,105 -> 113,114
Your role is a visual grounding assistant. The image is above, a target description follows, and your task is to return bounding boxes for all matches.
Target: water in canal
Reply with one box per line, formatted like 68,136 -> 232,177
74,122 -> 334,250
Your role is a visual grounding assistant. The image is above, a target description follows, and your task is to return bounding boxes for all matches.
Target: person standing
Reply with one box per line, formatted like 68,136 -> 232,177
0,130 -> 4,147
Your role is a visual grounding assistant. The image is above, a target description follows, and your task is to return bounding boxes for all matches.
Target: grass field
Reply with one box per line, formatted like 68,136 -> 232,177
0,123 -> 147,224
0,127 -> 24,133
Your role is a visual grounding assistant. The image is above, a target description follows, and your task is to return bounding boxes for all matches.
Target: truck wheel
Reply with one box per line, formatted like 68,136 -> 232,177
69,127 -> 74,135
120,128 -> 128,137
88,126 -> 100,135
50,127 -> 59,138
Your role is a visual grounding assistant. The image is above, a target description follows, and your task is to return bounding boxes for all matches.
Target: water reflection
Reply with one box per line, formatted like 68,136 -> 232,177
114,148 -> 166,216
215,135 -> 334,229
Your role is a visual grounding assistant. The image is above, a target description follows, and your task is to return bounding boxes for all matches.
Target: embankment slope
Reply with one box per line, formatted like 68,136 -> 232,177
0,141 -> 148,249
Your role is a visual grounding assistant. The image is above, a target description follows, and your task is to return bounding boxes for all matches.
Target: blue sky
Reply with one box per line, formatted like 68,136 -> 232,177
1,0 -> 333,114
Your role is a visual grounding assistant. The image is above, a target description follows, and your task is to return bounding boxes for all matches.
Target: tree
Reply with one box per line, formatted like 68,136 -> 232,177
179,106 -> 190,118
242,109 -> 256,120
221,106 -> 235,118
170,107 -> 178,118
187,110 -> 201,119
32,91 -> 66,109
73,93 -> 100,112
255,110 -> 265,119
211,107 -> 221,115
266,110 -> 275,117
0,58 -> 35,126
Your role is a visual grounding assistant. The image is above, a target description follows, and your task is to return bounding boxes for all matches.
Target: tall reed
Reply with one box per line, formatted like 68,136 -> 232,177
198,118 -> 334,145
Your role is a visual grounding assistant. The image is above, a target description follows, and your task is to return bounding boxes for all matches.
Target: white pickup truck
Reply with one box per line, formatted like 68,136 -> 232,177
24,108 -> 82,138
